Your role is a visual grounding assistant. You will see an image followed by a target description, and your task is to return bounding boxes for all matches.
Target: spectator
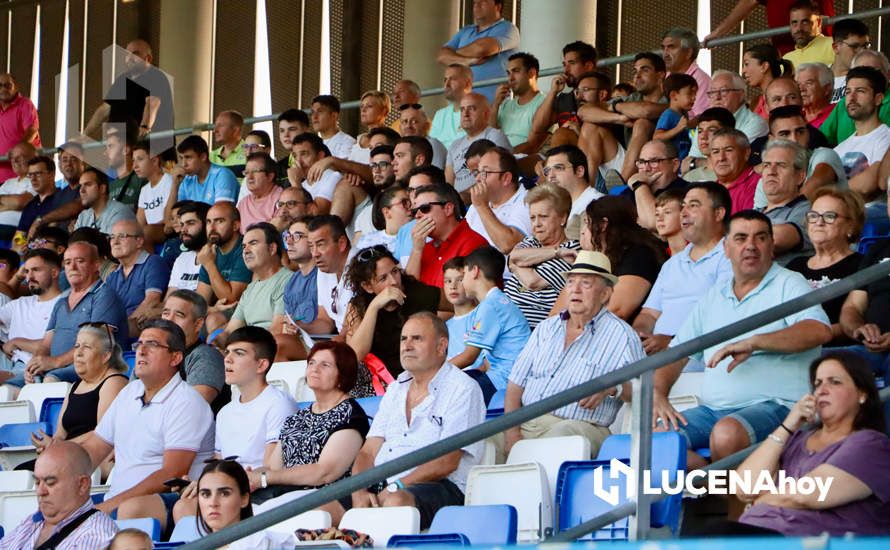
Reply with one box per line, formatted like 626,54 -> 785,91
655,210 -> 831,470
167,200 -> 209,292
160,289 -> 227,409
442,257 -> 481,369
73,167 -> 137,234
0,142 -> 35,240
445,93 -> 512,192
430,64 -> 473,149
633,182 -> 734,363
105,126 -> 147,210
796,62 -> 836,127
820,49 -> 890,146
782,1 -> 835,69
54,140 -> 84,189
406,183 -> 487,288
553,196 -> 666,321
243,129 -> 272,157
308,215 -> 354,333
661,27 -> 711,117
397,105 -> 448,168
466,146 -> 528,255
311,94 -> 356,160
653,188 -> 688,256
216,222 -> 292,346
531,41 -> 598,146
0,73 -> 40,183
390,79 -> 422,133
573,71 -> 627,185
22,323 -> 128,472
349,91 -> 391,163
109,529 -> 152,550
175,135 -> 240,205
392,165 -> 446,267
704,0 -> 835,55
711,128 -> 759,213
338,312 -> 485,529
287,132 -> 342,215
708,71 -> 769,143
80,320 -> 214,526
629,140 -> 689,231
196,202 -> 251,311
437,0 -> 519,101
25,224 -> 68,257
735,353 -> 890,536
830,18 -> 871,103
754,105 -> 845,208
238,152 -> 284,228
132,140 -> 175,247
158,199 -> 187,268
758,140 -> 814,266
276,108 -> 312,181
17,155 -> 62,240
654,73 -> 698,160
0,441 -> 117,549
195,459 -> 253,535
355,184 -> 412,253
491,52 -> 546,153
209,110 -> 246,177
0,250 -> 64,383
542,144 -> 603,240
392,136 -> 434,185
460,246 -> 530,397
270,186 -> 315,233
503,251 -> 642,459
106,218 -> 170,335
682,107 -> 735,181
343,245 -> 439,378
504,184 -> 579,328
69,226 -> 118,281
246,340 -> 369,506
271,217 -> 318,361
2,242 -> 128,393
612,83 -> 635,99
787,188 -> 864,344
742,44 -> 794,119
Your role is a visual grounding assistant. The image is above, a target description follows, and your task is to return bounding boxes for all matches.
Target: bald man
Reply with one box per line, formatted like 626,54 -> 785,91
0,441 -> 118,549
444,92 -> 512,193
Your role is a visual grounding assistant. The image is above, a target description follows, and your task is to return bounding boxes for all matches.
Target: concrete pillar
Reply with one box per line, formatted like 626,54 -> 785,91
158,0 -> 214,136
519,0 -> 598,90
402,0 -> 461,111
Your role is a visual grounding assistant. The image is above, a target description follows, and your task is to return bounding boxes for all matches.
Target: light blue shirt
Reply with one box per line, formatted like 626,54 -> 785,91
177,164 -> 239,205
444,18 -> 520,101
429,106 -> 465,150
394,220 -> 417,267
670,263 -> 830,409
465,287 -> 530,390
446,310 -> 484,369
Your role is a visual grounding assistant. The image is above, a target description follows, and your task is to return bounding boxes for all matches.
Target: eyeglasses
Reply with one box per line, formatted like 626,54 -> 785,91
276,199 -> 307,209
398,103 -> 423,111
241,143 -> 267,151
242,168 -> 271,177
470,169 -> 507,179
805,210 -> 848,224
410,201 -> 447,217
27,238 -> 59,249
78,322 -> 118,348
27,171 -> 50,179
542,164 -> 570,177
635,157 -> 676,168
840,40 -> 871,51
705,88 -> 743,98
108,233 -> 139,241
386,198 -> 410,210
369,160 -> 392,171
574,86 -> 602,95
356,245 -> 389,263
284,231 -> 306,242
133,340 -> 172,352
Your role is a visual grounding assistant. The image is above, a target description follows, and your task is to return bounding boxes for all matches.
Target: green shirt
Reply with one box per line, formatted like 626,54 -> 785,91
232,267 -> 293,329
209,141 -> 247,166
820,90 -> 890,146
109,170 -> 146,210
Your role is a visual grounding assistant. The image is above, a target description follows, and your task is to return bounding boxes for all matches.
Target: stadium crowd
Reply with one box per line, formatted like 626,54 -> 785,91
0,0 -> 889,546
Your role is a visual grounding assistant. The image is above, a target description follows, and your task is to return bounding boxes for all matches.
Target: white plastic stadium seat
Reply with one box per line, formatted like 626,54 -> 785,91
464,463 -> 552,543
0,490 -> 38,532
18,382 -> 71,418
0,470 -> 34,491
506,435 -> 591,497
267,361 -> 309,401
0,400 -> 34,426
269,509 -> 331,536
338,506 -> 421,547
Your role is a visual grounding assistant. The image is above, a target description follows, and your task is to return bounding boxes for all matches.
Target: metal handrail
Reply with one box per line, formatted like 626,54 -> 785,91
180,259 -> 890,549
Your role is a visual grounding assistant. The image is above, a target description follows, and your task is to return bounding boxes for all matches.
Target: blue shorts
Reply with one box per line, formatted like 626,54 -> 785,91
667,401 -> 790,451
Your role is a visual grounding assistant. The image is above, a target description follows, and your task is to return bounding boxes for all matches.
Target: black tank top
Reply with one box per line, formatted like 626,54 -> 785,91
61,374 -> 128,439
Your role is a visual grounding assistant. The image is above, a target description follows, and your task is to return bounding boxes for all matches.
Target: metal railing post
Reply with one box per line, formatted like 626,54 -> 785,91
629,370 -> 653,540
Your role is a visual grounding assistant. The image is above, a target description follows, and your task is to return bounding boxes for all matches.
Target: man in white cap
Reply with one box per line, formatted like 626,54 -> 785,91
500,250 -> 646,460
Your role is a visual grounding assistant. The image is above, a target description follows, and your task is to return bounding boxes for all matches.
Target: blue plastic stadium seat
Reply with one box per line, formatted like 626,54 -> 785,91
858,235 -> 890,255
124,351 -> 136,379
0,422 -> 51,448
609,185 -> 629,196
355,396 -> 382,419
594,432 -> 687,535
555,459 -> 630,540
486,389 -> 506,419
388,533 -> 470,546
429,505 -> 517,545
39,397 -> 65,436
116,517 -> 161,541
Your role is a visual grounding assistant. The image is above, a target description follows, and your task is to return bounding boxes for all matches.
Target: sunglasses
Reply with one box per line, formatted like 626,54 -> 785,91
398,103 -> 423,111
78,322 -> 118,347
356,245 -> 389,263
410,201 -> 447,217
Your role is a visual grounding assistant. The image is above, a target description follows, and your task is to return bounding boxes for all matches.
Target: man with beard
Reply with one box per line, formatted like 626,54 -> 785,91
491,52 -> 546,153
0,249 -> 63,384
392,136 -> 434,185
196,201 -> 251,310
430,64 -> 474,149
73,167 -> 136,234
167,201 -> 209,293
782,1 -> 835,69
531,41 -> 598,147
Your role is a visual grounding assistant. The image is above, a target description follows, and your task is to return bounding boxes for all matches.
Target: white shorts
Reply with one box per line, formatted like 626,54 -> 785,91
597,144 -> 626,179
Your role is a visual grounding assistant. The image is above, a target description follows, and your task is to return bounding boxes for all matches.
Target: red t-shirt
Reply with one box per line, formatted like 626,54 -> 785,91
419,220 -> 488,288
758,0 -> 835,55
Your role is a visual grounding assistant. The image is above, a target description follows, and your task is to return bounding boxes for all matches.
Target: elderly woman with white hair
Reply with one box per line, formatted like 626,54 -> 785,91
795,63 -> 835,128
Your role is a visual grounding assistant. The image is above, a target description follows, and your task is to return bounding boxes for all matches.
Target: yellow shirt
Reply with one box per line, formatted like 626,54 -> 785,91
783,34 -> 835,69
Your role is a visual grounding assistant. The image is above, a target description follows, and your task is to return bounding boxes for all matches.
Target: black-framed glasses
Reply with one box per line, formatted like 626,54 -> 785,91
276,199 -> 307,209
386,198 -> 411,210
356,245 -> 389,263
398,103 -> 423,111
369,160 -> 392,171
284,230 -> 306,242
840,40 -> 871,51
410,201 -> 447,217
805,210 -> 847,224
108,233 -> 139,241
133,340 -> 172,352
635,157 -> 677,168
470,169 -> 507,179
542,164 -> 570,177
27,171 -> 51,179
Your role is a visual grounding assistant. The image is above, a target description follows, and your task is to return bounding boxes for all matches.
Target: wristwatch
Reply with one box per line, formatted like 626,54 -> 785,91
386,479 -> 406,493
630,180 -> 647,192
612,384 -> 623,400
260,471 -> 268,489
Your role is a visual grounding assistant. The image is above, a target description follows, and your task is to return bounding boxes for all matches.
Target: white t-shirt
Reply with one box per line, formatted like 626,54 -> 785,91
832,75 -> 846,104
355,230 -> 398,255
348,143 -> 371,164
465,186 -> 532,246
834,124 -> 890,179
324,131 -> 357,160
215,385 -> 297,470
316,267 -> 353,332
348,196 -> 374,243
0,294 -> 62,363
303,170 -> 342,202
570,186 -> 604,219
169,250 -> 201,291
0,176 -> 34,227
138,173 -> 173,224
427,136 -> 448,169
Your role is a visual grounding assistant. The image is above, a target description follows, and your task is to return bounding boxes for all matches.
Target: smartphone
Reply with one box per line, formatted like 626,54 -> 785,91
163,478 -> 190,490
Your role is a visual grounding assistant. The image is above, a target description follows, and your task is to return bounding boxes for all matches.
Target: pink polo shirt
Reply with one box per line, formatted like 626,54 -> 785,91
237,185 -> 283,228
0,94 -> 41,182
685,62 -> 712,118
725,166 -> 759,214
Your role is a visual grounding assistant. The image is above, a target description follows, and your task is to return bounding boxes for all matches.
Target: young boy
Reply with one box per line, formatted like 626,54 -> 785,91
461,246 -> 531,400
653,188 -> 687,256
654,73 -> 699,161
442,257 -> 482,370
